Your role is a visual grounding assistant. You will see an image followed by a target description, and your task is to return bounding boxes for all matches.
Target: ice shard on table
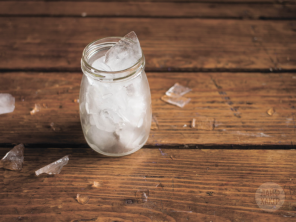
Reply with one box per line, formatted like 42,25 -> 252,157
92,181 -> 101,188
35,155 -> 69,176
0,93 -> 15,115
30,104 -> 40,115
166,83 -> 191,97
161,95 -> 191,108
0,144 -> 25,171
161,83 -> 192,108
191,118 -> 196,128
104,31 -> 142,71
136,189 -> 149,203
76,194 -> 89,205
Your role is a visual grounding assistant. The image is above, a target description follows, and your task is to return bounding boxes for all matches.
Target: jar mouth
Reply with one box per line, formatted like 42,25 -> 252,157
81,37 -> 145,81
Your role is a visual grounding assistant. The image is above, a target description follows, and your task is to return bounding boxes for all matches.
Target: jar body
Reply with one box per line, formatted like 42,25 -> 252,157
79,66 -> 151,156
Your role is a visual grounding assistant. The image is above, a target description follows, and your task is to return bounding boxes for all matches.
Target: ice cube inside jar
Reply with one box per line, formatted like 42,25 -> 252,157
80,32 -> 152,156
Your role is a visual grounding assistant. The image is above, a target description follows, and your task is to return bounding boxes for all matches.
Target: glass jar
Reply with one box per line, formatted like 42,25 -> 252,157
80,37 -> 152,157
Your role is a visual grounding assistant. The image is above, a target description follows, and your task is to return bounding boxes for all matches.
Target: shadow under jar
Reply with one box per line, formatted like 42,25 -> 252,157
80,37 -> 152,157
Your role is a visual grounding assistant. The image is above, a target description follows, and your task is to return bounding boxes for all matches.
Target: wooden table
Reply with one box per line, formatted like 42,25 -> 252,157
0,1 -> 296,221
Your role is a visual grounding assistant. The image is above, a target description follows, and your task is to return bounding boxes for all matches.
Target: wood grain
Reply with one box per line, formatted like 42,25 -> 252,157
0,72 -> 295,146
0,147 -> 295,221
1,1 -> 295,19
1,1 -> 295,221
0,18 -> 295,71
1,0 -> 295,3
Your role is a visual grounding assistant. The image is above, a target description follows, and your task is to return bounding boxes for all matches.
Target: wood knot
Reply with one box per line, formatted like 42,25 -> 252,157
125,199 -> 134,205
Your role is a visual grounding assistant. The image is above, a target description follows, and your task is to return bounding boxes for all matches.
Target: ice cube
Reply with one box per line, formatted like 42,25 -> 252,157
92,109 -> 125,132
161,95 -> 191,108
0,93 -> 15,115
105,31 -> 142,71
166,83 -> 191,97
115,114 -> 150,151
127,105 -> 151,149
125,84 -> 135,97
86,125 -> 118,152
35,155 -> 69,176
124,74 -> 144,98
0,144 -> 24,171
115,123 -> 139,149
125,94 -> 146,124
120,75 -> 148,127
85,83 -> 125,115
92,56 -> 112,72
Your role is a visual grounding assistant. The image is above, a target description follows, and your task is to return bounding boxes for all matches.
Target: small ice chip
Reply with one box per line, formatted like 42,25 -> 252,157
0,93 -> 15,115
30,104 -> 40,115
92,181 -> 101,188
35,155 -> 69,176
161,95 -> 191,108
191,118 -> 196,128
161,83 -> 191,108
136,189 -> 149,203
76,194 -> 89,205
166,83 -> 191,97
105,31 -> 142,71
267,108 -> 275,116
93,109 -> 124,132
0,144 -> 25,171
50,122 -> 56,131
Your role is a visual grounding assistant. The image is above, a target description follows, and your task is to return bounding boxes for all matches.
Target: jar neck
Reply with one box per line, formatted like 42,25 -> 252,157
81,37 -> 145,82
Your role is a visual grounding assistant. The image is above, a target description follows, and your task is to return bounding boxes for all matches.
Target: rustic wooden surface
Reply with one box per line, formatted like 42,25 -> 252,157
0,147 -> 296,222
1,0 -> 296,221
1,1 -> 296,19
0,18 -> 295,71
2,0 -> 295,3
0,72 -> 296,146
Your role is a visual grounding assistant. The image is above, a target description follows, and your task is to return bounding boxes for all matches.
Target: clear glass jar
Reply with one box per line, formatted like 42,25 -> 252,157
80,37 -> 152,157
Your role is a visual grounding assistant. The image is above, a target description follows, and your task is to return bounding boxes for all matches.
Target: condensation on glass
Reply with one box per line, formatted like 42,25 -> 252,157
80,37 -> 152,157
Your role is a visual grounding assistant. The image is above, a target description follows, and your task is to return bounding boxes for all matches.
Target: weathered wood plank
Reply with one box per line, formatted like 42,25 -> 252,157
1,1 -> 295,19
0,0 -> 294,3
0,72 -> 295,146
0,18 -> 295,71
0,147 -> 295,221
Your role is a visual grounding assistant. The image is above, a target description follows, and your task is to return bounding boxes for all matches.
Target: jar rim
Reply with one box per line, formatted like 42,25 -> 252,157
81,37 -> 145,81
